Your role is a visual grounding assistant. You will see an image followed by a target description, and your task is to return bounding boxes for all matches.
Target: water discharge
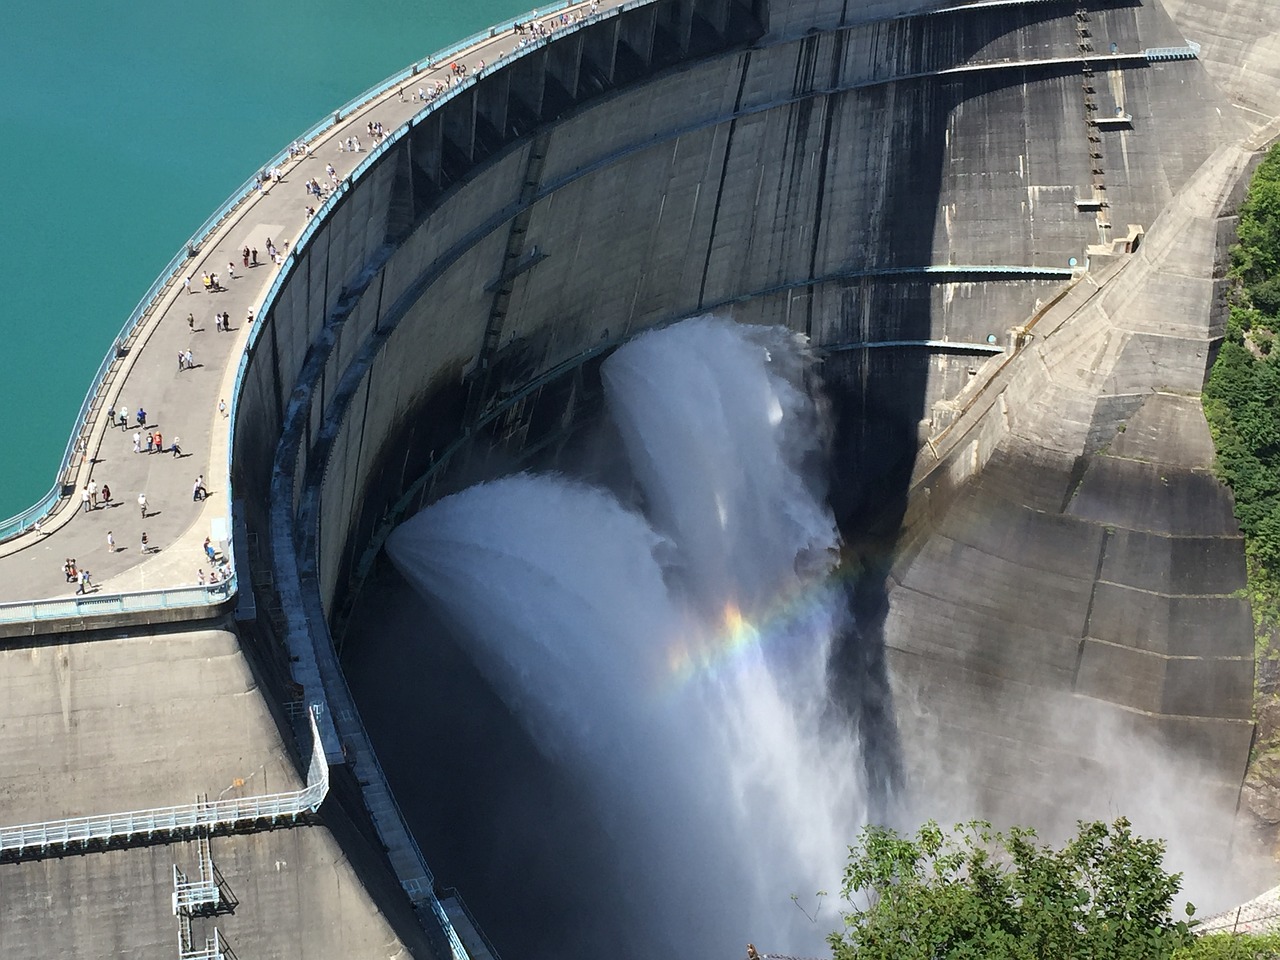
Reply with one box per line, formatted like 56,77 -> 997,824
388,317 -> 868,956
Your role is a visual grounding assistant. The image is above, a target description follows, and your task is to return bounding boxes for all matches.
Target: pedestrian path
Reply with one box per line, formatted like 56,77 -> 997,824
0,0 -> 613,611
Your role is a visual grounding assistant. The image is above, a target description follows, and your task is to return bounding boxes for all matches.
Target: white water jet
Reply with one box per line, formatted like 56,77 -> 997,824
388,317 -> 868,957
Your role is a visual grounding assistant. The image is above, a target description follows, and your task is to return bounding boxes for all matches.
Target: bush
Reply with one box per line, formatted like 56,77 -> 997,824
829,818 -> 1195,960
1176,931 -> 1280,959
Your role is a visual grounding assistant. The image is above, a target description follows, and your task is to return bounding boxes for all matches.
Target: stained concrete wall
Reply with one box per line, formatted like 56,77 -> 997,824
224,0 -> 1275,930
0,626 -> 428,959
0,818 -> 426,960
245,0 -> 1246,618
1160,0 -> 1280,123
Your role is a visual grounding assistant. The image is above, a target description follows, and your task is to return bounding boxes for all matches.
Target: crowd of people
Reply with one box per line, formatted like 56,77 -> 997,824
42,0 -> 615,598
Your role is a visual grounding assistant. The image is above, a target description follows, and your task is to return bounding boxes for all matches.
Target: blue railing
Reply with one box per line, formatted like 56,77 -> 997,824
0,0 -> 594,546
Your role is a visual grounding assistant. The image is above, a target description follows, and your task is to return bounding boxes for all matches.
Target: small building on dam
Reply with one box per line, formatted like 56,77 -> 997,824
5,0 -> 1280,957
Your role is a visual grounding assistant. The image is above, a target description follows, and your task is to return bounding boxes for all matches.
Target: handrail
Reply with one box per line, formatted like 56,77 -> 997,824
0,574 -> 235,626
0,0 -> 591,545
0,705 -> 327,856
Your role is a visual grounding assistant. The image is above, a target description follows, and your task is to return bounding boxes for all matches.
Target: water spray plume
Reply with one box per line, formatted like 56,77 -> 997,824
388,316 -> 868,958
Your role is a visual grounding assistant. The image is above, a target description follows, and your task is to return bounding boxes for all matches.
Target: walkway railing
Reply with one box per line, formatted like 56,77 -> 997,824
0,576 -> 236,627
1145,43 -> 1200,61
0,706 -> 327,858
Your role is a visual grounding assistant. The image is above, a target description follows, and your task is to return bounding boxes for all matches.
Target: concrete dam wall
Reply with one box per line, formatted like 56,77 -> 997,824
226,0 -> 1266,952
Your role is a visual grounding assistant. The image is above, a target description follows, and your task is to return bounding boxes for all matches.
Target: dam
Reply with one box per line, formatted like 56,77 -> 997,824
3,0 -> 1280,957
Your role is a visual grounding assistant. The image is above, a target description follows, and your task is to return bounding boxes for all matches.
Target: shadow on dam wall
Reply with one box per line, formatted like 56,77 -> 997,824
252,0 -> 1265,952
334,65 -> 962,960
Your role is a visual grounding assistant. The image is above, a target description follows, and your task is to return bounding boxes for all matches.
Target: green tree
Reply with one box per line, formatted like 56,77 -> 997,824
829,818 -> 1195,960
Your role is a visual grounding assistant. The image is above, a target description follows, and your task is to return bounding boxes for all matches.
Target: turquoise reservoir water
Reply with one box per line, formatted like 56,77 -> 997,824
0,0 -> 534,521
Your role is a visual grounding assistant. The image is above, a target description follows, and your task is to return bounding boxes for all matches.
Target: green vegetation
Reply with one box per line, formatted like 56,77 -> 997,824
826,819 -> 1280,959
1177,932 -> 1280,960
828,818 -> 1197,960
1213,145 -> 1280,581
1207,146 -> 1280,668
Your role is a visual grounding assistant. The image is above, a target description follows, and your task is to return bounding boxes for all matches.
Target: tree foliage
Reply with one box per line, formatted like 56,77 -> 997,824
1206,144 -> 1280,630
828,818 -> 1195,960
1176,931 -> 1280,960
1232,145 -> 1280,293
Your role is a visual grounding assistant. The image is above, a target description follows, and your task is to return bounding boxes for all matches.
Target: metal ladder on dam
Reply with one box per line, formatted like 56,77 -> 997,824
173,835 -> 240,960
466,132 -> 552,426
1076,6 -> 1111,240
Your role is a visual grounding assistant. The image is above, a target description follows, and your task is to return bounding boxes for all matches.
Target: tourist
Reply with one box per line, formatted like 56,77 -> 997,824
184,275 -> 193,295
118,408 -> 129,430
76,568 -> 91,595
136,406 -> 146,427
107,530 -> 115,553
204,537 -> 217,563
251,248 -> 259,266
141,531 -> 150,553
81,488 -> 91,512
171,436 -> 181,458
183,349 -> 193,370
153,431 -> 163,453
177,350 -> 185,373
138,493 -> 147,519
202,272 -> 211,293
242,246 -> 250,268
218,397 -> 228,417
88,480 -> 97,509
64,559 -> 75,582
101,483 -> 111,504
198,569 -> 206,586
133,431 -> 141,454
187,312 -> 195,332
193,475 -> 206,502
146,433 -> 154,454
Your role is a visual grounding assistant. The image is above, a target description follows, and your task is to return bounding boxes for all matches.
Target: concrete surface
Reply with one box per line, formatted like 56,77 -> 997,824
6,0 -> 1280,957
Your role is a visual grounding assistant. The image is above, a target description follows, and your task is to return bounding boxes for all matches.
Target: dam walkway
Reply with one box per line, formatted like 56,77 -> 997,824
0,0 -> 626,628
